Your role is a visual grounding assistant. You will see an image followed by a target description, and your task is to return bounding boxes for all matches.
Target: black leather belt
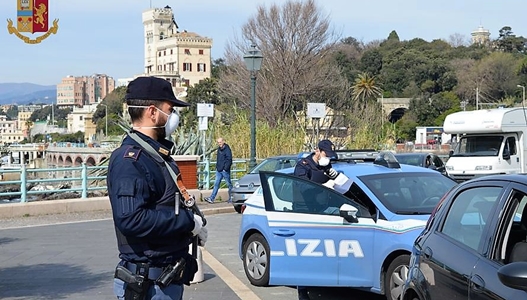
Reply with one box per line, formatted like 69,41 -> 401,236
124,262 -> 164,280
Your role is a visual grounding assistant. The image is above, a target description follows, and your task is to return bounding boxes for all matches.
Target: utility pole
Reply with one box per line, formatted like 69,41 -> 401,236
476,86 -> 479,110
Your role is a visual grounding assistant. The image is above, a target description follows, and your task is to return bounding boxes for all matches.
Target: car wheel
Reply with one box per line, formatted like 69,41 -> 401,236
385,254 -> 410,300
234,205 -> 242,214
243,233 -> 270,286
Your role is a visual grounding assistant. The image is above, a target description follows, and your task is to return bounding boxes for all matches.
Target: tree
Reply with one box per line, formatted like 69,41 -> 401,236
496,26 -> 527,53
92,86 -> 127,135
447,33 -> 469,47
352,72 -> 382,104
218,0 -> 346,125
181,77 -> 220,128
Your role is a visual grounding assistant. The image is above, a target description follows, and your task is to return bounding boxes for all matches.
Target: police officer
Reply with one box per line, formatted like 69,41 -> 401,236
293,139 -> 338,300
107,76 -> 208,300
294,139 -> 338,185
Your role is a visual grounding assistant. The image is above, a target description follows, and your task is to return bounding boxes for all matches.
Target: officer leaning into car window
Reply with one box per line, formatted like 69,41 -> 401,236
107,76 -> 208,300
292,139 -> 338,300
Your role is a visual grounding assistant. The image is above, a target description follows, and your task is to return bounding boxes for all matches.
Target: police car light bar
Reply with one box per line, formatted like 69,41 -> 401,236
373,151 -> 401,169
335,149 -> 380,163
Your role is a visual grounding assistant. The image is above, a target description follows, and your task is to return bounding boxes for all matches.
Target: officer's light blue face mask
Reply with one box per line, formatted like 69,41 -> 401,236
128,105 -> 180,137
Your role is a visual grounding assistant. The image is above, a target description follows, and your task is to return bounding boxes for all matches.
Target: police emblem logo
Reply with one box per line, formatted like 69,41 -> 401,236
127,152 -> 135,157
7,0 -> 59,44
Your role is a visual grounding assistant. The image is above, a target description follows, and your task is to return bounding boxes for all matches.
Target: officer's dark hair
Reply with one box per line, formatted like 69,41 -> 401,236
126,99 -> 164,122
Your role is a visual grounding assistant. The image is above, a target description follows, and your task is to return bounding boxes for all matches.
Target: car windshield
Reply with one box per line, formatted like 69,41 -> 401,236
250,157 -> 297,174
452,136 -> 503,157
394,154 -> 423,167
359,172 -> 457,215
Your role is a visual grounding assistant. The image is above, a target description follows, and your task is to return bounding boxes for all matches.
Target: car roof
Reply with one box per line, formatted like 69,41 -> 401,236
278,156 -> 441,177
394,153 -> 434,158
464,174 -> 527,185
263,154 -> 298,160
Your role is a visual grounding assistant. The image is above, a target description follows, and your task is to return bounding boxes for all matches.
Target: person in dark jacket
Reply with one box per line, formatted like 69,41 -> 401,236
205,137 -> 233,203
107,76 -> 208,300
293,139 -> 338,300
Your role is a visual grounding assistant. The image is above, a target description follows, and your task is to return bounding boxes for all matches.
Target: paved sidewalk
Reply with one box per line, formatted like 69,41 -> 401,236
0,202 -> 239,300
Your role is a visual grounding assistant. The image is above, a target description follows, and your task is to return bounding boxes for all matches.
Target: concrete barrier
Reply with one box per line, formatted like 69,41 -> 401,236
0,189 -> 231,219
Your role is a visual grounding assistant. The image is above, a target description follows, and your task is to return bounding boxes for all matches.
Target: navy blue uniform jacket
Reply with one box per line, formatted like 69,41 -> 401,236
107,131 -> 195,264
215,143 -> 232,172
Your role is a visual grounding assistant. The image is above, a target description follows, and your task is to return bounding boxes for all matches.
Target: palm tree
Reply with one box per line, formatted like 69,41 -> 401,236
352,72 -> 382,107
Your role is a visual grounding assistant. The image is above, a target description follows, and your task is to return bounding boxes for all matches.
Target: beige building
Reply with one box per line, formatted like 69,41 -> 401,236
142,5 -> 212,93
0,115 -> 24,145
57,74 -> 115,108
66,104 -> 103,143
471,25 -> 491,45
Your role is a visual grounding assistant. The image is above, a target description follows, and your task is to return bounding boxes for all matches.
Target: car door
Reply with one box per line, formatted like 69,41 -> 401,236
259,171 -> 374,287
419,184 -> 503,298
432,154 -> 446,175
469,186 -> 527,300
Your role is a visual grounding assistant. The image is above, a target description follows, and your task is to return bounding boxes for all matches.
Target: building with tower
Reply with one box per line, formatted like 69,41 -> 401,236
471,25 -> 491,46
142,5 -> 213,94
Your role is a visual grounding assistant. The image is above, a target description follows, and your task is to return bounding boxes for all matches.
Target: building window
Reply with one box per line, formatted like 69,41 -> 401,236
170,49 -> 173,55
199,49 -> 204,55
158,52 -> 161,57
164,50 -> 166,56
184,49 -> 191,55
197,63 -> 206,72
183,63 -> 192,72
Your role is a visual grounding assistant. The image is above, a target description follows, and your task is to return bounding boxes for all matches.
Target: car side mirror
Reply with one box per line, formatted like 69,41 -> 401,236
503,148 -> 511,160
448,150 -> 454,157
339,204 -> 358,223
497,262 -> 527,291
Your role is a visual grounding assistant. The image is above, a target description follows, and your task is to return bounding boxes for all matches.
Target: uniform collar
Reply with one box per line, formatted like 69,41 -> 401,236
126,130 -> 175,159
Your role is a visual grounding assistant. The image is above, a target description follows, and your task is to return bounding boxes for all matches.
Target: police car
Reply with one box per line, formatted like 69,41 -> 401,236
238,152 -> 457,300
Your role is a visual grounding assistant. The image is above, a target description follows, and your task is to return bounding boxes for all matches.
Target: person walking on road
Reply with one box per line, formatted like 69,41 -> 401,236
107,76 -> 208,300
293,139 -> 339,300
205,137 -> 233,203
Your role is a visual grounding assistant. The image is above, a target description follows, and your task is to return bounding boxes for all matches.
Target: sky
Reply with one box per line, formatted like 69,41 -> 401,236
0,0 -> 526,86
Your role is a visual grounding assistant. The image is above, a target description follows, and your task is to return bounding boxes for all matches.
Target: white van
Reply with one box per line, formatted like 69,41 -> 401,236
443,107 -> 527,182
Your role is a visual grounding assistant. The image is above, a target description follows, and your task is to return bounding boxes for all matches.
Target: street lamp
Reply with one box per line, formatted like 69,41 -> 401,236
517,85 -> 525,107
243,44 -> 263,169
100,103 -> 108,137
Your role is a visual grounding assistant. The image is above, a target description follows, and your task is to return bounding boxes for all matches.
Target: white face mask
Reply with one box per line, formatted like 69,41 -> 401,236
128,105 -> 180,138
318,156 -> 330,167
155,107 -> 180,137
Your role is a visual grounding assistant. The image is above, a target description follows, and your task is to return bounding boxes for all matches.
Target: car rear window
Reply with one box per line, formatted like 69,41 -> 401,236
360,172 -> 457,215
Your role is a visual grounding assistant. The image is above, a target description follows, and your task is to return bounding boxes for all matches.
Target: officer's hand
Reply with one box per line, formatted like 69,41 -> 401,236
192,214 -> 204,236
198,226 -> 208,246
326,168 -> 338,179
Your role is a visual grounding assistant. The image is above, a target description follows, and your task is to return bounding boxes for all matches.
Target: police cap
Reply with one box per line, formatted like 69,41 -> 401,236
125,76 -> 190,107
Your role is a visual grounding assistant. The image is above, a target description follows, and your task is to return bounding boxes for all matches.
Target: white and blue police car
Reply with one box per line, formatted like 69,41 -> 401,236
238,151 -> 457,300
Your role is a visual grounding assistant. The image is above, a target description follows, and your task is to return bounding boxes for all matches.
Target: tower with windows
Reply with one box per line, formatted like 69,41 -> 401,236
142,5 -> 212,89
471,25 -> 491,46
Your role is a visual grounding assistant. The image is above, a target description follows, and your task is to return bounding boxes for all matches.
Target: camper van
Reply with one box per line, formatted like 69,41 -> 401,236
443,107 -> 527,182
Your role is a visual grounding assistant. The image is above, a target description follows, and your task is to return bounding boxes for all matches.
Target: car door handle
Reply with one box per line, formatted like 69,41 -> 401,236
272,229 -> 295,237
471,274 -> 485,292
423,247 -> 433,259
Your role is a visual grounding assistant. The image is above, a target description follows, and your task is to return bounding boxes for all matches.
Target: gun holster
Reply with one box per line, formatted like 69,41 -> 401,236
114,264 -> 152,300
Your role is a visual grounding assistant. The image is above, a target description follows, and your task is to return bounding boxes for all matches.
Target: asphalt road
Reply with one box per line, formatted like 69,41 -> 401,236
0,211 -> 384,300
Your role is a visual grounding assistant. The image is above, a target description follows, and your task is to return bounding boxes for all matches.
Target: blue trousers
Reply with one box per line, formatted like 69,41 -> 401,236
210,170 -> 233,201
114,278 -> 184,300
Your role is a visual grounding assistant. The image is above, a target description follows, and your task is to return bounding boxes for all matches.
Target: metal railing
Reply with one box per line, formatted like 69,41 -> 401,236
0,164 -> 107,202
0,160 -> 251,202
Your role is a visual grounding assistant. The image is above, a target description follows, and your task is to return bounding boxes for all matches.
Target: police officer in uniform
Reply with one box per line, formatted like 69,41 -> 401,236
293,139 -> 338,300
107,76 -> 208,300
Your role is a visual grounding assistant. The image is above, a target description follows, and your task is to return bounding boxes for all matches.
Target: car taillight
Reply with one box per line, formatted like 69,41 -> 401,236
241,204 -> 246,214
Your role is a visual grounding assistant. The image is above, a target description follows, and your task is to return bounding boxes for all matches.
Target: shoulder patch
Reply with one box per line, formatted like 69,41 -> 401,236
302,159 -> 308,165
123,146 -> 141,160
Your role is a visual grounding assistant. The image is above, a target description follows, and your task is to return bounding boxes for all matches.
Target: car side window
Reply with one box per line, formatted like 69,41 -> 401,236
264,172 -> 368,217
441,187 -> 501,251
506,137 -> 517,156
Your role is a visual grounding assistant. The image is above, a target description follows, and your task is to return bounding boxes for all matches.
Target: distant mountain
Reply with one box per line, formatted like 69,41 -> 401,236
0,83 -> 56,105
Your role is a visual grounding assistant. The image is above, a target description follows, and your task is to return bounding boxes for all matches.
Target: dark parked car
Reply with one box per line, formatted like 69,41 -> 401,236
394,152 -> 447,175
231,155 -> 299,213
402,174 -> 527,300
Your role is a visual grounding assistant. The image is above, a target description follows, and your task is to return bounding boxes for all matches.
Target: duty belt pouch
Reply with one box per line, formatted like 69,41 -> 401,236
182,253 -> 198,286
